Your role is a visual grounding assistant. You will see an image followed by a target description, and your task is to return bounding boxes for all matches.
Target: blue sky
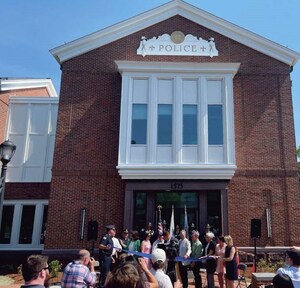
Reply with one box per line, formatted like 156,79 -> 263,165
1,0 -> 299,148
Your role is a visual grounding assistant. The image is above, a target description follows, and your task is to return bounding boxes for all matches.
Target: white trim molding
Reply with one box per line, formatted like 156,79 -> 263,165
117,164 -> 237,179
9,97 -> 59,104
50,0 -> 300,66
116,61 -> 239,180
0,78 -> 58,97
116,61 -> 240,76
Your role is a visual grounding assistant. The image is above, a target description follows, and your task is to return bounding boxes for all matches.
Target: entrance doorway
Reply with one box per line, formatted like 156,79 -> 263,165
132,190 -> 222,236
156,192 -> 198,231
124,180 -> 228,236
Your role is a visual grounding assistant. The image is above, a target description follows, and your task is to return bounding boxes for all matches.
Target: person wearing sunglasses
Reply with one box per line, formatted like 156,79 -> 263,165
21,254 -> 51,288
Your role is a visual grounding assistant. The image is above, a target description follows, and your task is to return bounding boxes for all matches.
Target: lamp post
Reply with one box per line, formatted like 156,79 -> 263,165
0,140 -> 16,232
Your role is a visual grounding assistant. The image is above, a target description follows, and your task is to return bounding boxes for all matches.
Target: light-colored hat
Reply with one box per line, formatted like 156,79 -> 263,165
206,232 -> 215,239
151,248 -> 166,263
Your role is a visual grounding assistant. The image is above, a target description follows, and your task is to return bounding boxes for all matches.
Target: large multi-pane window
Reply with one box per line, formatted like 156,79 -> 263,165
157,104 -> 172,144
0,201 -> 48,248
183,105 -> 198,145
208,105 -> 223,145
131,104 -> 147,144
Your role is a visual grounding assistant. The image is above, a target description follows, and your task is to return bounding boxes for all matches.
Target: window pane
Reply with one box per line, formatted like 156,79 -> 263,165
207,191 -> 222,235
157,104 -> 172,144
156,192 -> 198,230
131,104 -> 147,144
183,105 -> 197,145
0,206 -> 15,244
208,105 -> 223,145
133,192 -> 147,230
19,205 -> 36,244
40,205 -> 48,244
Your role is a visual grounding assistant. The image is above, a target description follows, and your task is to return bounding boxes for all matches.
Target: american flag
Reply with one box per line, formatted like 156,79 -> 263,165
157,221 -> 163,235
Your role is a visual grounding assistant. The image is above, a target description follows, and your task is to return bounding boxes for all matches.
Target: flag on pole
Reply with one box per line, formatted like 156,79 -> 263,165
184,205 -> 189,233
157,205 -> 163,235
169,205 -> 175,238
158,221 -> 163,235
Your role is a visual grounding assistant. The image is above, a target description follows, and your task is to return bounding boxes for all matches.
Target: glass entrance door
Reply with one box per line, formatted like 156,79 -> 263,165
156,192 -> 198,231
131,189 -> 222,235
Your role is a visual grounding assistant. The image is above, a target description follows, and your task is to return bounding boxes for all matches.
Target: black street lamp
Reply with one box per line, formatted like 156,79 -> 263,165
0,140 -> 16,232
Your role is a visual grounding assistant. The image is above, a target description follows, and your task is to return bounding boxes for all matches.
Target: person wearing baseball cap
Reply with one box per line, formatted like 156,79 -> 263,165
99,225 -> 116,287
276,247 -> 300,287
120,228 -> 130,250
149,248 -> 172,288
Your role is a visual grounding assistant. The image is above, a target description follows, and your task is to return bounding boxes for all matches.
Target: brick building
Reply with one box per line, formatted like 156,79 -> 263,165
1,0 -> 300,256
46,0 -> 300,251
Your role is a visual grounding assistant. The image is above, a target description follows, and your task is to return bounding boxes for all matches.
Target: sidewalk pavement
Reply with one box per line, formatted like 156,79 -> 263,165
0,271 -> 250,288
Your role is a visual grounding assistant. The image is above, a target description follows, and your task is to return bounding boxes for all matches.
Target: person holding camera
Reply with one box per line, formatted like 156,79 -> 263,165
61,249 -> 97,288
165,239 -> 178,286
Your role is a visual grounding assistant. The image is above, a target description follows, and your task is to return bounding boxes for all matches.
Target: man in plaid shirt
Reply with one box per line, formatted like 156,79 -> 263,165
61,249 -> 97,288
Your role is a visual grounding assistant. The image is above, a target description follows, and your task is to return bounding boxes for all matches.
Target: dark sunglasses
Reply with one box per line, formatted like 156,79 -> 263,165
39,266 -> 51,273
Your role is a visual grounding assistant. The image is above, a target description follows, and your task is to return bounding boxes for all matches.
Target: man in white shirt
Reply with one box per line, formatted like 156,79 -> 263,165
178,230 -> 191,288
111,236 -> 122,270
152,233 -> 164,251
277,247 -> 300,288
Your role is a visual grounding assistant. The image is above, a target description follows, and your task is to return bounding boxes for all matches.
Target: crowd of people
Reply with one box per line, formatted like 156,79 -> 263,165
97,223 -> 239,288
19,222 -> 300,288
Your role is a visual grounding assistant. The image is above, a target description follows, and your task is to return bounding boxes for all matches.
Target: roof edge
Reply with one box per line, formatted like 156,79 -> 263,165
0,78 -> 58,97
50,0 -> 300,67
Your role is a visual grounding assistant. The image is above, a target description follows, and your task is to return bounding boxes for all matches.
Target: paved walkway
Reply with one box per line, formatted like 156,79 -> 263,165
0,271 -> 250,288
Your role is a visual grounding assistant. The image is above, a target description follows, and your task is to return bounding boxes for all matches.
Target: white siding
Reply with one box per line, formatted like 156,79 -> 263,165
6,98 -> 59,182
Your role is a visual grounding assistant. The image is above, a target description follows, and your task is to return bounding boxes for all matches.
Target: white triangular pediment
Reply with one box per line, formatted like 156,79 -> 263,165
50,0 -> 300,66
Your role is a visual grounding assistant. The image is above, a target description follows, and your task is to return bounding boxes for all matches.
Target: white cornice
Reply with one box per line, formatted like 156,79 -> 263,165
50,0 -> 300,66
115,61 -> 240,77
0,78 -> 58,97
117,164 -> 237,179
9,97 -> 59,104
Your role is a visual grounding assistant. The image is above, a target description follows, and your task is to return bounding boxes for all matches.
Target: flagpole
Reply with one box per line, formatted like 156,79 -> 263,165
184,204 -> 189,233
170,204 -> 175,238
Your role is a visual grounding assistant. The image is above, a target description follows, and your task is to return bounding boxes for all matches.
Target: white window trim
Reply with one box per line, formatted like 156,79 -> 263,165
116,61 -> 240,179
0,200 -> 48,251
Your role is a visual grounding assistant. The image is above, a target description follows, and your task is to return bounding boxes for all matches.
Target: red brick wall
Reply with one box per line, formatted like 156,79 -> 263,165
47,15 -> 299,248
4,183 -> 50,199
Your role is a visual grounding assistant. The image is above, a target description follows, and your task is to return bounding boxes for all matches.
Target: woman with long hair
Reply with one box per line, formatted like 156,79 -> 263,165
215,235 -> 226,288
222,235 -> 238,288
127,230 -> 141,253
141,231 -> 152,269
